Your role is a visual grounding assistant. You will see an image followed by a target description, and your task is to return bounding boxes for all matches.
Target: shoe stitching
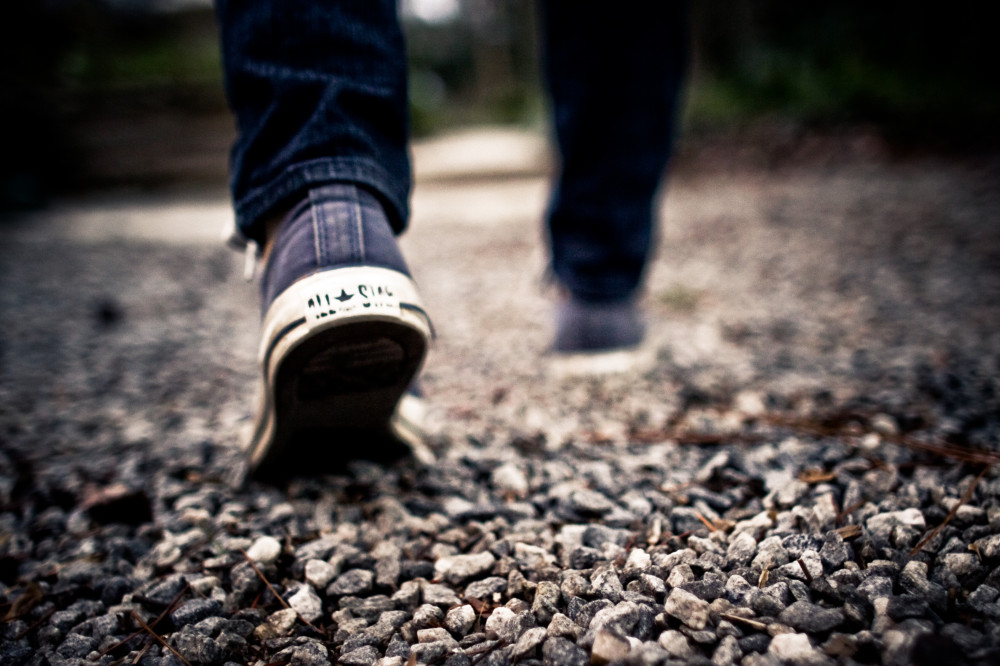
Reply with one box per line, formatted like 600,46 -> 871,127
352,188 -> 366,262
311,195 -> 325,266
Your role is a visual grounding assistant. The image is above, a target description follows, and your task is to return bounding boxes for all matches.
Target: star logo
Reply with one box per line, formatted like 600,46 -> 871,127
335,289 -> 354,303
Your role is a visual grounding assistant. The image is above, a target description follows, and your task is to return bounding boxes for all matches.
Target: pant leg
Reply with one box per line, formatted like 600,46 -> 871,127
539,1 -> 688,303
216,0 -> 411,243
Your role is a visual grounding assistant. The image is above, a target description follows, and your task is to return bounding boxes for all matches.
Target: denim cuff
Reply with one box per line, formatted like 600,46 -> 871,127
233,156 -> 410,245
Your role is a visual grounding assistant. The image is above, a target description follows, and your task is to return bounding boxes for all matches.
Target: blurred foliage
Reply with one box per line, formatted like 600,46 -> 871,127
2,0 -> 996,209
685,1 -> 999,143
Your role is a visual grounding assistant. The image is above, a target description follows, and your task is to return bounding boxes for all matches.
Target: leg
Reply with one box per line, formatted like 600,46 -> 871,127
539,1 -> 688,348
216,0 -> 430,479
216,0 -> 412,241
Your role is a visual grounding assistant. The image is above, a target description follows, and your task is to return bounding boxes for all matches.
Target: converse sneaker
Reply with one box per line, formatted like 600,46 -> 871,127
248,184 -> 432,479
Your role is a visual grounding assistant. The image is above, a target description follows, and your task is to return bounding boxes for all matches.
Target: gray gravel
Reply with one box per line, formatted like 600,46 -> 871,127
1,136 -> 999,665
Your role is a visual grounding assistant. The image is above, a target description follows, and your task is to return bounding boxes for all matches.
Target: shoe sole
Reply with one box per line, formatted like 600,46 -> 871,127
248,266 -> 432,479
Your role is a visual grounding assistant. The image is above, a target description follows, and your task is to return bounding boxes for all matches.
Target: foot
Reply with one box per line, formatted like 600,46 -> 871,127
248,184 -> 432,480
551,297 -> 645,353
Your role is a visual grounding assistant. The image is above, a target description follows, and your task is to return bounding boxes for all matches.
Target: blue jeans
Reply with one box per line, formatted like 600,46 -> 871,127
217,0 -> 687,303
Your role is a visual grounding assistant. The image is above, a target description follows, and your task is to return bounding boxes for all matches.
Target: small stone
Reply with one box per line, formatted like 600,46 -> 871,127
254,608 -> 298,640
484,607 -> 515,641
410,638 -> 459,664
866,509 -> 925,542
546,613 -> 581,640
171,599 -> 223,628
246,536 -> 282,564
775,550 -> 824,582
492,463 -> 529,498
768,633 -> 816,661
658,630 -> 695,659
423,583 -> 462,608
778,601 -> 844,633
712,634 -> 742,666
170,628 -> 223,664
942,553 -> 978,577
329,569 -> 375,596
591,629 -> 631,664
444,605 -> 477,637
624,549 -> 651,573
886,595 -> 929,620
412,604 -> 445,629
465,576 -> 507,601
532,581 -> 561,625
435,552 -> 496,585
418,627 -> 453,643
820,632 -> 858,658
511,626 -> 547,660
634,574 -> 666,598
569,489 -> 616,515
973,533 -> 1000,559
288,585 -> 323,623
664,588 -> 710,630
856,576 -> 893,603
542,636 -> 589,666
305,559 -> 338,589
340,645 -> 380,666
591,567 -> 624,603
727,532 -> 757,567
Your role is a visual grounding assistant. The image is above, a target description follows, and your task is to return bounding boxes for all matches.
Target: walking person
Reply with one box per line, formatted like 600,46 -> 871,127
214,0 -> 688,477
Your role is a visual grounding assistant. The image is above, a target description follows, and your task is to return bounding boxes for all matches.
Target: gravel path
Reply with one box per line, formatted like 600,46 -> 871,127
2,134 -> 999,665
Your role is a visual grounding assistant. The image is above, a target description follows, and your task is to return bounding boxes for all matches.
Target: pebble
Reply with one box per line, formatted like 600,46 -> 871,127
434,551 -> 496,585
664,588 -> 711,630
288,584 -> 323,623
591,629 -> 631,664
445,605 -> 477,637
245,535 -> 282,564
328,569 -> 375,596
305,559 -> 338,589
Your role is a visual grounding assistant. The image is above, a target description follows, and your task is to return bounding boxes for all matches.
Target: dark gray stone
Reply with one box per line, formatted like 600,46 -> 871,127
778,601 -> 844,633
541,637 -> 588,666
339,645 -> 380,666
328,569 -> 375,596
171,599 -> 223,629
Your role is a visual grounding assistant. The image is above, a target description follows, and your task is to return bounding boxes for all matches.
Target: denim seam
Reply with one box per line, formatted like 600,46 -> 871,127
239,62 -> 400,91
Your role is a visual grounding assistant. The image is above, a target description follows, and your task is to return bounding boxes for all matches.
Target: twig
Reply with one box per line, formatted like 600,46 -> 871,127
99,583 -> 190,659
836,499 -> 866,524
239,548 -> 321,634
694,511 -> 717,532
796,559 -> 814,584
239,549 -> 290,610
718,612 -> 769,632
131,610 -> 193,666
909,466 -> 989,557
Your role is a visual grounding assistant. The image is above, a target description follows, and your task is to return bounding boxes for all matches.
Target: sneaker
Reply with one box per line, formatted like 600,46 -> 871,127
248,184 -> 432,479
551,297 -> 645,352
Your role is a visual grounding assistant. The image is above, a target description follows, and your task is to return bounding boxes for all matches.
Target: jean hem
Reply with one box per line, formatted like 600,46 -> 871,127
234,157 -> 410,244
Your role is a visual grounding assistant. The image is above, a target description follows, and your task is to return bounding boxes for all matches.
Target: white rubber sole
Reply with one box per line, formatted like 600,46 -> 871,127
247,266 -> 432,478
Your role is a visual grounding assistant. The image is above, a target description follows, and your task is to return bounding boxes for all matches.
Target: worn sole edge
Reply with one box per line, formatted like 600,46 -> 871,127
247,266 -> 432,474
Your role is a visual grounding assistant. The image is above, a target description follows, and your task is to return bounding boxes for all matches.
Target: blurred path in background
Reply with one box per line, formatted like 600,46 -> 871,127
2,126 -> 998,455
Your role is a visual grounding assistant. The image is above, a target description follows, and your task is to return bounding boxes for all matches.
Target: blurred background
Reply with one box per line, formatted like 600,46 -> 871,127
2,0 -> 996,212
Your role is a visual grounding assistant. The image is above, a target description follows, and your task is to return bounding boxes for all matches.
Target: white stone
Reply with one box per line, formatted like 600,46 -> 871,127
492,463 -> 529,497
304,559 -> 337,589
245,535 -> 282,564
768,632 -> 814,660
484,607 -> 515,639
592,629 -> 631,664
287,585 -> 323,623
